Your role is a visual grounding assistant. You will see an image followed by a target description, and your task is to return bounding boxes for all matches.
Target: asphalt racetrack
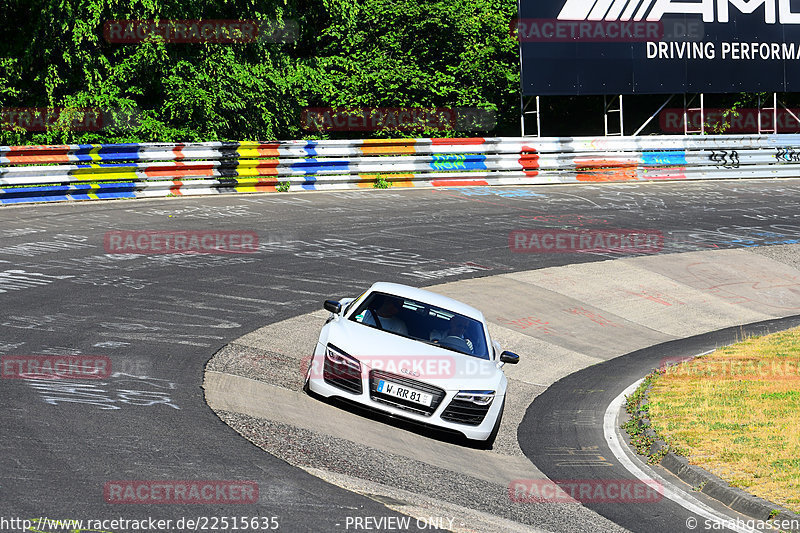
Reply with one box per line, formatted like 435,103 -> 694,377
3,180 -> 800,532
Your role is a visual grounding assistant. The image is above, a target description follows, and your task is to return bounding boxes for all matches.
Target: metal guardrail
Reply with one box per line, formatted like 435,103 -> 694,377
2,135 -> 800,204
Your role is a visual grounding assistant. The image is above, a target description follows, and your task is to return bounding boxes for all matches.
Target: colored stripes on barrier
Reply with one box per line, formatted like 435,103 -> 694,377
2,135 -> 800,204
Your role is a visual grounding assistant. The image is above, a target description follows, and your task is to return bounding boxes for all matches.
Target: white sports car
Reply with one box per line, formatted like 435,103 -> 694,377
305,282 -> 519,447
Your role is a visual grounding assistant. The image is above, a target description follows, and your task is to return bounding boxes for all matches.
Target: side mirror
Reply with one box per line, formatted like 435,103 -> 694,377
500,351 -> 519,364
323,300 -> 342,314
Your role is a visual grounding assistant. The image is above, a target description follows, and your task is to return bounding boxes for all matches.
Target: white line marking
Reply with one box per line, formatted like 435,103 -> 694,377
604,355 -> 760,533
558,0 -> 599,20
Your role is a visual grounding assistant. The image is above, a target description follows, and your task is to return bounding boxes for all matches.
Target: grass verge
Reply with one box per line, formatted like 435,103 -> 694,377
637,327 -> 800,513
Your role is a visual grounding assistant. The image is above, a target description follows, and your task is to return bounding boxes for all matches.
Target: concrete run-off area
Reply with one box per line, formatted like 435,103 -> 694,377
205,244 -> 800,532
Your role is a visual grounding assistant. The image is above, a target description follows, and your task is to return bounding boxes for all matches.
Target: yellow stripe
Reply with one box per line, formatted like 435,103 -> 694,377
237,149 -> 261,158
72,164 -> 138,181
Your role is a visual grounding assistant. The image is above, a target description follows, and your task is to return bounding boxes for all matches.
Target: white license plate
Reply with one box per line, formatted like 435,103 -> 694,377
376,379 -> 432,407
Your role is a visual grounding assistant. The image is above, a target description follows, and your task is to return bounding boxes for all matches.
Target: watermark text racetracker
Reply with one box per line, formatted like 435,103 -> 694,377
104,480 -> 258,504
104,19 -> 298,44
104,230 -> 259,254
1,107 -> 138,131
301,107 -> 496,132
509,229 -> 664,254
2,355 -> 111,380
509,479 -> 663,504
660,356 -> 800,378
303,354 -> 504,382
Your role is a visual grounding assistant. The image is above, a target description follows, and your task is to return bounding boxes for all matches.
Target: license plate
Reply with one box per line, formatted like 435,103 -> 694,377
376,379 -> 432,407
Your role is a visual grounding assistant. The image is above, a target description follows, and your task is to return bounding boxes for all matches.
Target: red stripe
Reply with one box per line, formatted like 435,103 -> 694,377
144,162 -> 214,178
519,154 -> 540,170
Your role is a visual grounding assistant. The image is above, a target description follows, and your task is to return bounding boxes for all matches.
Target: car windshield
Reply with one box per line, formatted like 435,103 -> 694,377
349,291 -> 490,359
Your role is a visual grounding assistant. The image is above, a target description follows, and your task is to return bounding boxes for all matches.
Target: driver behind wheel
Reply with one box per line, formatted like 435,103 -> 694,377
361,295 -> 409,336
430,316 -> 474,352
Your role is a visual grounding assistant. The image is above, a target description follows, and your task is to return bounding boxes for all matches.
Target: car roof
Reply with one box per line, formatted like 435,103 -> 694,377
365,282 -> 485,322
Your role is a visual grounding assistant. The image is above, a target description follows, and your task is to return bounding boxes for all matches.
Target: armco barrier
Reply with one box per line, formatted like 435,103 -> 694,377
3,135 -> 800,204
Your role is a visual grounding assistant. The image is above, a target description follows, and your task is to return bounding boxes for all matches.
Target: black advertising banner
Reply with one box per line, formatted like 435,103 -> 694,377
518,0 -> 800,95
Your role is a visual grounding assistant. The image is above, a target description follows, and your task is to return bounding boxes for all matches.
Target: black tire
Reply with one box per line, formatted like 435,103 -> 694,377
478,398 -> 505,450
302,357 -> 313,393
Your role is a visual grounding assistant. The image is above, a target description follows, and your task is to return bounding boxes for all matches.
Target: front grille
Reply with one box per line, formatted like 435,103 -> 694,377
323,356 -> 363,395
369,370 -> 446,417
440,398 -> 492,426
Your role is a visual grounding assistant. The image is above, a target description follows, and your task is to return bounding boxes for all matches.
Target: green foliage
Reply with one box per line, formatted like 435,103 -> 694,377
703,92 -> 769,134
621,370 -> 676,464
276,180 -> 290,192
0,0 -> 521,144
372,175 -> 391,188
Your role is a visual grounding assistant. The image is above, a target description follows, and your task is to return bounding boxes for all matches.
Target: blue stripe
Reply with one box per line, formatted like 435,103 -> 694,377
430,154 -> 487,171
292,159 -> 350,174
304,141 -> 318,157
1,184 -> 73,193
97,143 -> 140,154
69,191 -> 137,200
642,151 -> 687,166
0,194 -> 71,203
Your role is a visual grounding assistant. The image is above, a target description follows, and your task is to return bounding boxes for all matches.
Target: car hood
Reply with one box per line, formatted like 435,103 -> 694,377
326,318 -> 503,389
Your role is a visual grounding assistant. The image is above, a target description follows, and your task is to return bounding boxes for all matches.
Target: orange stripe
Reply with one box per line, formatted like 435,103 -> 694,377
254,167 -> 279,176
253,178 -> 278,191
576,170 -> 637,182
360,144 -> 416,155
356,173 -> 415,187
257,144 -> 280,157
5,154 -> 71,164
4,145 -> 71,164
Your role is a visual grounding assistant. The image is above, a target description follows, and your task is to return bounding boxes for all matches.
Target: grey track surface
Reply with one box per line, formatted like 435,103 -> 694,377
4,180 -> 800,532
519,317 -> 800,533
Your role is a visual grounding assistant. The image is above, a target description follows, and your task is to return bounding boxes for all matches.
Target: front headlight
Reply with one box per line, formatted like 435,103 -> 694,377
454,390 -> 495,406
325,344 -> 361,372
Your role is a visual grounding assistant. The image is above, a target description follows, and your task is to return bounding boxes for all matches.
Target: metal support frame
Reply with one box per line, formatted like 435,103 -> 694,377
521,95 -> 541,137
779,97 -> 800,130
604,95 -> 624,136
683,93 -> 705,135
758,93 -> 778,134
518,92 -> 793,137
633,94 -> 676,136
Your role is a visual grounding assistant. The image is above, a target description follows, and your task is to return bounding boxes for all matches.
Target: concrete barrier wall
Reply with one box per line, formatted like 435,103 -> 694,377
3,135 -> 800,204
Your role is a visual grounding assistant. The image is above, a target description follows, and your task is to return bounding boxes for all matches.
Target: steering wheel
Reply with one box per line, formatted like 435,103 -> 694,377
441,335 -> 472,353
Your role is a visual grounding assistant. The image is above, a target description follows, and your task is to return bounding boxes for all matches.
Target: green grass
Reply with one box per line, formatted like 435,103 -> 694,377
647,327 -> 800,513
